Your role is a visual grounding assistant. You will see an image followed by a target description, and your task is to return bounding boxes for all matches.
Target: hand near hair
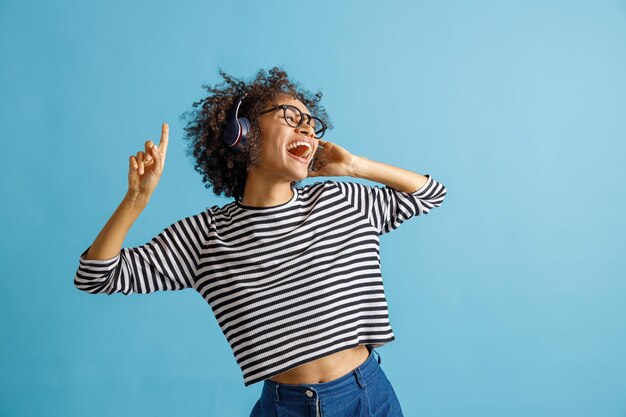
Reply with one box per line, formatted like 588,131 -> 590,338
308,139 -> 359,178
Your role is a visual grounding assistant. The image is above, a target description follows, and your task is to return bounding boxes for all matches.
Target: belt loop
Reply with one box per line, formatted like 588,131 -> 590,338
274,382 -> 280,403
354,366 -> 367,389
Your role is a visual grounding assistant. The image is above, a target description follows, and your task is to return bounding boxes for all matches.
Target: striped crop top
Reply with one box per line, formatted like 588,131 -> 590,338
74,175 -> 447,386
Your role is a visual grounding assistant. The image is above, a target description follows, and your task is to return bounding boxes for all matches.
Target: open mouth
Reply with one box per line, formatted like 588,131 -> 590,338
286,140 -> 312,162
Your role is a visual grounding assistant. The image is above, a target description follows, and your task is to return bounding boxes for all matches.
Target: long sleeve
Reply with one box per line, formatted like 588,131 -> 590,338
329,174 -> 447,235
74,211 -> 210,295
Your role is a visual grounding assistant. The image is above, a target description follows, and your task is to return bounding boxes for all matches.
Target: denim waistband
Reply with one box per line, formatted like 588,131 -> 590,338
261,345 -> 382,403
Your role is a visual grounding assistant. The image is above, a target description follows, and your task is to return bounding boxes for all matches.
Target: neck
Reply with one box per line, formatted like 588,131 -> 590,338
240,168 -> 295,207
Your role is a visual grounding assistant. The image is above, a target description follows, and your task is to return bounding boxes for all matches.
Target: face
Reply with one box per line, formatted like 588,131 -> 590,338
254,94 -> 320,182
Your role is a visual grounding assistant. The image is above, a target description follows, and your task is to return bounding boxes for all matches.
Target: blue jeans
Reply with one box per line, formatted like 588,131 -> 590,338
249,345 -> 404,417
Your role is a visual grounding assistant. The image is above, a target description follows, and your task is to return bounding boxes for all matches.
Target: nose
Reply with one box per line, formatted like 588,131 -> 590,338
296,122 -> 315,138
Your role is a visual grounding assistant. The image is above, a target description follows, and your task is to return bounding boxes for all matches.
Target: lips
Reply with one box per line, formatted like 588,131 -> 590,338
285,137 -> 316,157
285,137 -> 315,161
286,148 -> 311,164
286,136 -> 315,149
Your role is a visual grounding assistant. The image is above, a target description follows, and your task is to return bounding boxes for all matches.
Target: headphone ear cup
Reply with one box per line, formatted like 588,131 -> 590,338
237,117 -> 251,148
223,119 -> 241,150
223,94 -> 248,153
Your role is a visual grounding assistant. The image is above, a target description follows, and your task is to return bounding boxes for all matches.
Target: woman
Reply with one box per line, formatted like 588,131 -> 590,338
74,67 -> 447,416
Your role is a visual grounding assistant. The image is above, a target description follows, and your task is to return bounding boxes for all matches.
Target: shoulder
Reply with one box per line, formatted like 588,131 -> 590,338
297,180 -> 347,198
301,179 -> 362,189
205,202 -> 234,220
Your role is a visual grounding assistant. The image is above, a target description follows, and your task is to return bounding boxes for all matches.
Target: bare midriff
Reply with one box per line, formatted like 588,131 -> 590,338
268,344 -> 371,385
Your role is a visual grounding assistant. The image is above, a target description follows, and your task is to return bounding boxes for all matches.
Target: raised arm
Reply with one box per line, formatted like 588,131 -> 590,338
83,122 -> 169,261
73,123 -> 207,295
75,211 -> 208,295
309,139 -> 447,235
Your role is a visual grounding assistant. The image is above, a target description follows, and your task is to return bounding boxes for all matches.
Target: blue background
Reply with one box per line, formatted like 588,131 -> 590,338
2,0 -> 625,416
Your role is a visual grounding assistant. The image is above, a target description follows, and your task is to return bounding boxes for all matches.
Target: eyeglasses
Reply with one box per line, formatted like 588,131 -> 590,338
258,104 -> 327,138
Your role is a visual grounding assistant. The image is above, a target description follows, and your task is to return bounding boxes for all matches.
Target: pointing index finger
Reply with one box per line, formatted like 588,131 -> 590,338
158,122 -> 169,157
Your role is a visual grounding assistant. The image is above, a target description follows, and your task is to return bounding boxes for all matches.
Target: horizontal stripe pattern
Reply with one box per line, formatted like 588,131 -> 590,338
75,212 -> 209,295
74,175 -> 446,386
333,174 -> 447,235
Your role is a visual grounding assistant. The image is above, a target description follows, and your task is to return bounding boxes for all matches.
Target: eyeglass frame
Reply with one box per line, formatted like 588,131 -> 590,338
258,104 -> 327,138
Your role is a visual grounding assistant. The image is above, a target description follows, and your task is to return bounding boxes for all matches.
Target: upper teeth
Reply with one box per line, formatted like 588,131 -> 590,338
286,141 -> 312,159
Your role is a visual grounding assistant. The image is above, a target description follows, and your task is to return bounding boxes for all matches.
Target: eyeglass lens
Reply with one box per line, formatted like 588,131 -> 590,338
283,106 -> 325,137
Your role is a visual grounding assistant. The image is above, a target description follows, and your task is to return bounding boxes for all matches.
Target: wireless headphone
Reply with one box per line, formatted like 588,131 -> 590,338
222,93 -> 251,153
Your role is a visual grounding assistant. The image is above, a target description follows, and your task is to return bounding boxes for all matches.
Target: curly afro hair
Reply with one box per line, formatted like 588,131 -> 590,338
178,66 -> 333,202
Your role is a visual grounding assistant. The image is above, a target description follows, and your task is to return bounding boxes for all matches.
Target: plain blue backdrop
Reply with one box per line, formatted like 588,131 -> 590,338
1,0 -> 625,416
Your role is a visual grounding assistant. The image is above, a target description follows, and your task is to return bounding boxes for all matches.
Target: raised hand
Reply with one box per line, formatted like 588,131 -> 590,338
128,123 -> 169,198
307,139 -> 359,178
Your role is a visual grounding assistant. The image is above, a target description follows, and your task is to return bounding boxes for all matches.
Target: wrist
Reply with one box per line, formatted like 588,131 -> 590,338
349,155 -> 366,178
124,191 -> 150,208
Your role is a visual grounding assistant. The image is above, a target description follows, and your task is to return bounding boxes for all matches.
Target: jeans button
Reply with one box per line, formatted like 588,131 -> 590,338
305,390 -> 314,397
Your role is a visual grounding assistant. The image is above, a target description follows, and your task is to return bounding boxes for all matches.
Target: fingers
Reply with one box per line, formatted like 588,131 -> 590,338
129,123 -> 167,176
158,122 -> 169,158
136,151 -> 145,175
143,123 -> 168,166
149,141 -> 161,171
144,140 -> 153,164
130,151 -> 151,175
